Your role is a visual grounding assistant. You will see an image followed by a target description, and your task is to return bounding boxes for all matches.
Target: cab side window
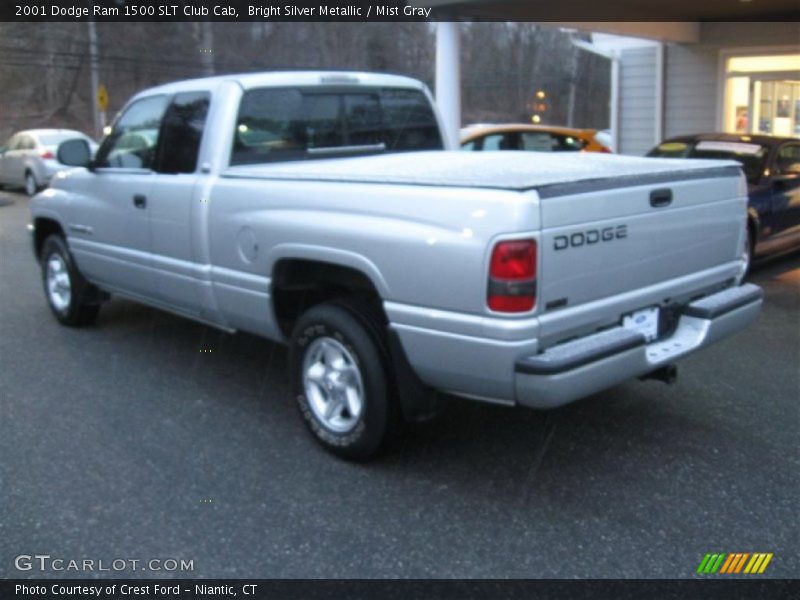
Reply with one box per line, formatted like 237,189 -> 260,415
776,144 -> 800,175
95,95 -> 168,169
155,92 -> 211,174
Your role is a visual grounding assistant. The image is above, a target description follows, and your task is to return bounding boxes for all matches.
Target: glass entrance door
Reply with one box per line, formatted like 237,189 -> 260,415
723,53 -> 800,138
750,79 -> 800,137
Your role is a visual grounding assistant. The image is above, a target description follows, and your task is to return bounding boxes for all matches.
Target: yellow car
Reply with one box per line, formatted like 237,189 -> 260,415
460,124 -> 612,153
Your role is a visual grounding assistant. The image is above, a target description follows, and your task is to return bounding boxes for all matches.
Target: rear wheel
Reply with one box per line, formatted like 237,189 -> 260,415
24,170 -> 38,196
41,235 -> 100,326
289,300 -> 396,460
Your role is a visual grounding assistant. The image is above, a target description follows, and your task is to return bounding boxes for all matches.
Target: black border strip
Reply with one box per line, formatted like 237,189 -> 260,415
3,1 -> 799,22
3,579 -> 799,599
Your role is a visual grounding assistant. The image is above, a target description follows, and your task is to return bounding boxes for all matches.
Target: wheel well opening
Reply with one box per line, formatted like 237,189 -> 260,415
272,259 -> 385,337
34,218 -> 64,260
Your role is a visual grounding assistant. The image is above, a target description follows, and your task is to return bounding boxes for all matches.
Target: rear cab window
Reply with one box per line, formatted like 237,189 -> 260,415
230,86 -> 443,166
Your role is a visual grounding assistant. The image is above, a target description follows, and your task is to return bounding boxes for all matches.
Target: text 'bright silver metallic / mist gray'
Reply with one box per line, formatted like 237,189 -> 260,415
29,71 -> 763,458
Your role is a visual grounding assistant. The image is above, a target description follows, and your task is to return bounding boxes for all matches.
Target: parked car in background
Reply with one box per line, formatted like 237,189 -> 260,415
648,133 -> 800,272
461,124 -> 612,153
0,129 -> 97,195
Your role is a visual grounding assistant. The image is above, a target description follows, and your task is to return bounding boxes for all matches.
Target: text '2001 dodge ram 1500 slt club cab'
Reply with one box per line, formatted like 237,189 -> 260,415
30,71 -> 763,459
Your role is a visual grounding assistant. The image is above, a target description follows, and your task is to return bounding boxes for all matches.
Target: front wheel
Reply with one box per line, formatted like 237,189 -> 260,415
289,301 -> 395,460
41,235 -> 101,326
24,171 -> 39,196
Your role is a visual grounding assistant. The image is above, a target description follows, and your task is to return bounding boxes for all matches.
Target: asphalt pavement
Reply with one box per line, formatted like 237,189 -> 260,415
1,190 -> 798,578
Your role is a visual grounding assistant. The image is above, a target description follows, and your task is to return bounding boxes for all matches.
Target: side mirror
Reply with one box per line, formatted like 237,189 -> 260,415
57,138 -> 92,168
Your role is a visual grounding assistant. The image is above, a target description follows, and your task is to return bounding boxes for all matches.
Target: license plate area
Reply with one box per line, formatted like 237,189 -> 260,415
622,307 -> 660,342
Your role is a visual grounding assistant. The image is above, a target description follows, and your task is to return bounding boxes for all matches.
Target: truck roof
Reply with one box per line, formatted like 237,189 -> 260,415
135,70 -> 427,98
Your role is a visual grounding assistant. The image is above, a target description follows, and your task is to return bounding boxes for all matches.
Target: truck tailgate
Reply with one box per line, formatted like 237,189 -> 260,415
538,170 -> 747,312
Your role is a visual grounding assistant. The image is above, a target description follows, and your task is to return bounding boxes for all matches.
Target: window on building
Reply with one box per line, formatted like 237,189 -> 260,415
723,53 -> 800,138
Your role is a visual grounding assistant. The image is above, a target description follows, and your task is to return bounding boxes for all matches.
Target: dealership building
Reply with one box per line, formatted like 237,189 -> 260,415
418,1 -> 800,154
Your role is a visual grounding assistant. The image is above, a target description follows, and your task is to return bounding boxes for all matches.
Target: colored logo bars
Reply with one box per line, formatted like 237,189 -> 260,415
697,552 -> 773,575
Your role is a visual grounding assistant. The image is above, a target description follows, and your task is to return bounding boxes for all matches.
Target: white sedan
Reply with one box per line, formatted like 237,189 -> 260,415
0,129 -> 96,195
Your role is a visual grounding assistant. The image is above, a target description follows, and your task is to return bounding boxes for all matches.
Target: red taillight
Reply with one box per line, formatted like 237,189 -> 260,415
40,150 -> 54,159
487,239 -> 536,313
488,295 -> 534,312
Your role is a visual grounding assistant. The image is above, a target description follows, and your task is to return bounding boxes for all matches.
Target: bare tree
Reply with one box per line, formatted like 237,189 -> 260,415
0,21 -> 608,143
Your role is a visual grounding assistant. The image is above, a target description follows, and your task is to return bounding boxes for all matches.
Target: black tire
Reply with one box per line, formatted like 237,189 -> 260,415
40,234 -> 101,326
24,170 -> 39,196
289,300 -> 396,460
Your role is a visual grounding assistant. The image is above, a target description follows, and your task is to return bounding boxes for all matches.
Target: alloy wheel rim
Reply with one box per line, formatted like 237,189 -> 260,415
46,253 -> 71,311
302,336 -> 364,433
25,174 -> 36,195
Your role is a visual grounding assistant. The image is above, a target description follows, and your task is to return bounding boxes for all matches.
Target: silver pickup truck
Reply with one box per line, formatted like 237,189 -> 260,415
30,71 -> 763,459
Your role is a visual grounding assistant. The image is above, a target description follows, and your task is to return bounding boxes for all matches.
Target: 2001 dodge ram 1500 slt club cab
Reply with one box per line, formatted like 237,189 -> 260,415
30,71 -> 763,459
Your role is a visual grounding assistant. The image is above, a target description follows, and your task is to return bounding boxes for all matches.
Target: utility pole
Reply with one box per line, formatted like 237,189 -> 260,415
87,18 -> 102,139
197,21 -> 215,76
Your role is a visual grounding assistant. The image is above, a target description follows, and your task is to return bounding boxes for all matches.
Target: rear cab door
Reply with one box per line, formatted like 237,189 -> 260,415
147,90 -> 213,316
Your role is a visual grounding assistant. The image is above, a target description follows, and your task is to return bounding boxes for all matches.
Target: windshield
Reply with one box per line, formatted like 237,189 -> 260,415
648,140 -> 769,184
231,86 -> 443,166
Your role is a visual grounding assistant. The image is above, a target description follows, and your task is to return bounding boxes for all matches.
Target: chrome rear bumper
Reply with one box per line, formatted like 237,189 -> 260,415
515,283 -> 763,409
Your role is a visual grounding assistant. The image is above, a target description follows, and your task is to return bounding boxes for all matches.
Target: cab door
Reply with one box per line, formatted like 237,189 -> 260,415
65,95 -> 168,299
147,91 -> 212,317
